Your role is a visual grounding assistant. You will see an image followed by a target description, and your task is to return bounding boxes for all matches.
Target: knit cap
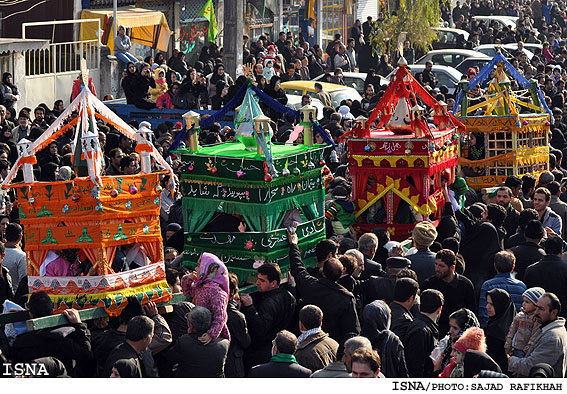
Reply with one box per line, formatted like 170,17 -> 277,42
454,327 -> 486,354
523,287 -> 545,306
412,221 -> 437,248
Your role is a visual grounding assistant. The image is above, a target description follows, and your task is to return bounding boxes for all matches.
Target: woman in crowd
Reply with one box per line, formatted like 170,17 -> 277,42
485,288 -> 516,375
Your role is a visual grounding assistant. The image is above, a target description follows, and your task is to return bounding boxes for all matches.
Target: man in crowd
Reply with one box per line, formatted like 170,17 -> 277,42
407,221 -> 437,286
495,186 -> 520,240
351,348 -> 382,378
240,262 -> 296,371
389,277 -> 419,342
533,187 -> 562,235
248,330 -> 311,377
508,293 -> 567,377
405,289 -> 444,377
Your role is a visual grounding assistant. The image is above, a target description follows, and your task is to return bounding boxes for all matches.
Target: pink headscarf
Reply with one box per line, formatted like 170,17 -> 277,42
192,252 -> 229,295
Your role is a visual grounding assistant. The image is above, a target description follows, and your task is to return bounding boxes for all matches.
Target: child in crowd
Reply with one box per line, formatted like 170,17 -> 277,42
325,184 -> 355,236
181,252 -> 231,343
505,287 -> 545,358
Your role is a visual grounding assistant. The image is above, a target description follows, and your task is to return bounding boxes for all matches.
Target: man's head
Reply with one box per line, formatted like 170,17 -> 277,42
322,258 -> 343,282
345,249 -> 365,277
315,239 -> 338,264
419,289 -> 444,321
126,315 -> 154,352
314,82 -> 323,93
120,156 -> 137,175
358,233 -> 378,258
535,292 -> 561,325
351,348 -> 381,378
496,186 -> 513,208
385,256 -> 411,276
412,221 -> 437,249
485,203 -> 507,227
342,336 -> 372,372
188,305 -> 212,335
492,250 -> 515,274
164,247 -> 178,265
523,219 -> 545,243
365,84 -> 375,97
256,262 -> 281,292
165,268 -> 182,293
522,174 -> 537,196
544,234 -> 563,256
33,107 -> 44,122
533,187 -> 551,213
5,223 -> 22,244
299,304 -> 323,332
339,254 -> 358,277
393,277 -> 419,308
435,249 -> 456,281
28,291 -> 53,318
109,148 -> 124,169
272,330 -> 297,355
546,180 -> 561,197
425,61 -> 433,71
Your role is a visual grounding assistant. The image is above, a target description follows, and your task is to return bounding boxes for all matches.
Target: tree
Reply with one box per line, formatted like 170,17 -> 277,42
369,0 -> 441,59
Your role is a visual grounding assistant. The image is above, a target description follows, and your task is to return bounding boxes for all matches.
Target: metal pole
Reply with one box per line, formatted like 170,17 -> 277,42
316,0 -> 323,49
223,0 -> 244,81
113,0 -> 118,45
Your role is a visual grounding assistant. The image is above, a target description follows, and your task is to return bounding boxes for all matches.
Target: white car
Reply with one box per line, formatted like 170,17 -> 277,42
474,44 -> 534,60
313,72 -> 389,95
432,27 -> 470,49
386,65 -> 463,95
416,49 -> 489,68
472,15 -> 518,30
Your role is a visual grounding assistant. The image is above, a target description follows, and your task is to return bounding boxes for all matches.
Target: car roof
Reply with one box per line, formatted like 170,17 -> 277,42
281,80 -> 357,92
386,65 -> 463,80
422,49 -> 487,57
433,27 -> 470,39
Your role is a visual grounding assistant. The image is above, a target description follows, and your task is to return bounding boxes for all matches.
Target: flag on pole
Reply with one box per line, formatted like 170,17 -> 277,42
198,0 -> 218,43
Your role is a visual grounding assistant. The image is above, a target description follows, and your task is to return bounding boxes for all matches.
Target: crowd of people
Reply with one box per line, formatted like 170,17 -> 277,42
1,0 -> 567,379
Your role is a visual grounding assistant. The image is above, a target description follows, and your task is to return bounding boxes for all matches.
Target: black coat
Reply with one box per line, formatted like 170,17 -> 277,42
225,300 -> 251,377
364,328 -> 409,378
503,207 -> 520,241
0,266 -> 12,306
165,333 -> 229,377
360,275 -> 397,305
389,301 -> 414,342
103,342 -> 144,378
358,255 -> 387,280
248,359 -> 311,378
421,273 -> 476,336
11,322 -> 92,377
404,313 -> 439,377
525,255 -> 567,318
241,286 -> 296,369
511,242 -> 546,281
289,243 -> 360,346
456,209 -> 502,292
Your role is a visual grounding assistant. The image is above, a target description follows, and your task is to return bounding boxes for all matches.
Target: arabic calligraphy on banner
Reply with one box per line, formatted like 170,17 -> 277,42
180,22 -> 209,54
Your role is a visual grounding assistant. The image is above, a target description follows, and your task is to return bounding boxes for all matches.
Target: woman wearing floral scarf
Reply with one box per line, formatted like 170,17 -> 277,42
181,252 -> 230,344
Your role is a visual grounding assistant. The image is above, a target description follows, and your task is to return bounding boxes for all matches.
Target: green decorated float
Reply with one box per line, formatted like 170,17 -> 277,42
173,88 -> 329,284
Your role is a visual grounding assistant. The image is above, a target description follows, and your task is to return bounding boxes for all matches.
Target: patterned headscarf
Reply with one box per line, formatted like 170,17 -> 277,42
192,252 -> 229,295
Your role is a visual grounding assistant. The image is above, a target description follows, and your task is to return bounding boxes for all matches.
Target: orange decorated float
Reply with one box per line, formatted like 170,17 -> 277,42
2,63 -> 174,315
341,58 -> 465,240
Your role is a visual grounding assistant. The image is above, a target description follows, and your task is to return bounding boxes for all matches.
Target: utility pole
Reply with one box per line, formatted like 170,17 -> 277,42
223,0 -> 244,80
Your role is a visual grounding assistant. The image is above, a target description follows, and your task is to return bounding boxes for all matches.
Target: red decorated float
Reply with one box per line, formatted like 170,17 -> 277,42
341,58 -> 465,240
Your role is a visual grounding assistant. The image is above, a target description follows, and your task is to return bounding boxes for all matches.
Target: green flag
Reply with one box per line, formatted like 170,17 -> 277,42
199,0 -> 218,43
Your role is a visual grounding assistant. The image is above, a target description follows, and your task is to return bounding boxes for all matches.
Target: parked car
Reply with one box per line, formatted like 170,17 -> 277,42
314,72 -> 389,95
474,44 -> 534,60
386,65 -> 463,96
455,57 -> 492,75
281,81 -> 363,108
416,49 -> 489,68
285,95 -> 325,120
472,15 -> 518,30
432,27 -> 470,49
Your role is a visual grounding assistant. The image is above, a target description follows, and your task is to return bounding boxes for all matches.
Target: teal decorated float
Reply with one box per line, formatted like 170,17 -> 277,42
173,87 -> 331,284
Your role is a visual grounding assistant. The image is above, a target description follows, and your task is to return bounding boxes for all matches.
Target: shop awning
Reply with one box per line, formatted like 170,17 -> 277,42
80,6 -> 172,54
0,38 -> 49,55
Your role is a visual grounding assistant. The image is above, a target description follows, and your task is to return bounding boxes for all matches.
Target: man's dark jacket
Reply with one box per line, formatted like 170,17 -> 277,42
226,300 -> 251,377
103,342 -> 144,378
248,358 -> 311,378
289,243 -> 360,346
165,333 -> 229,377
11,322 -> 91,377
421,273 -> 476,335
524,254 -> 567,318
404,313 -> 439,378
389,301 -> 414,342
241,285 -> 296,369
510,241 -> 546,281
